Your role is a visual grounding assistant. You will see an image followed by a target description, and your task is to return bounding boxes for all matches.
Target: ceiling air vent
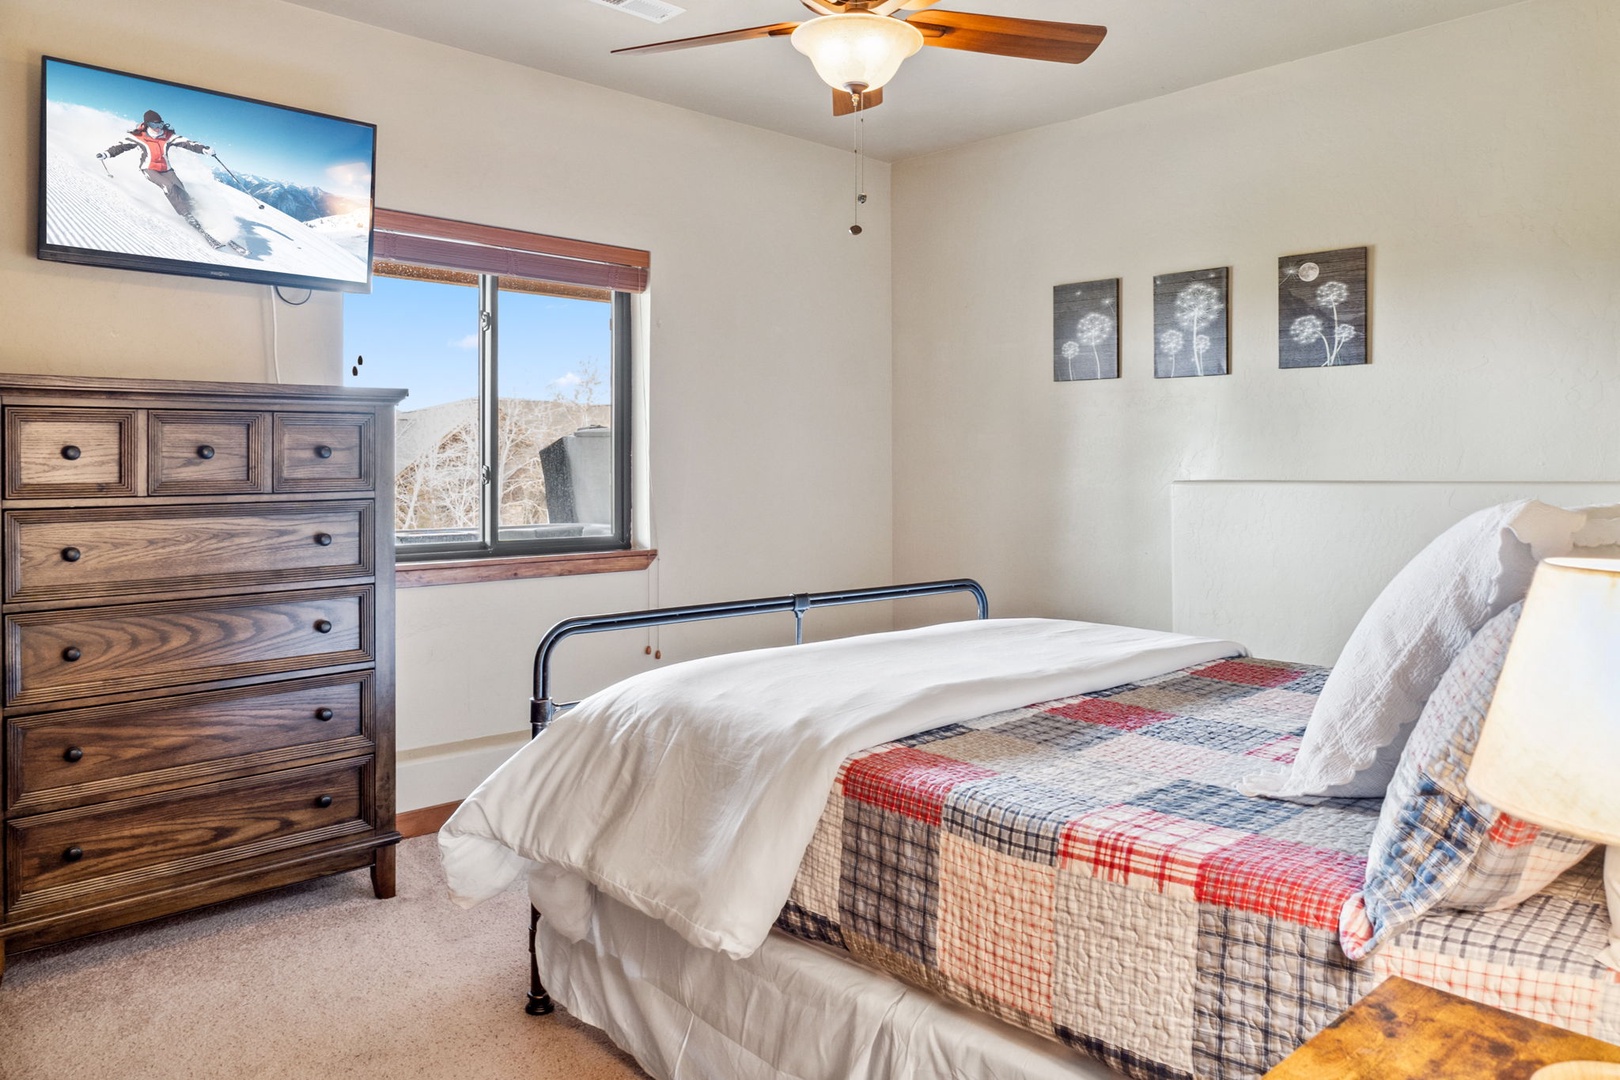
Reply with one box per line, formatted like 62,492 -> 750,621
586,0 -> 685,23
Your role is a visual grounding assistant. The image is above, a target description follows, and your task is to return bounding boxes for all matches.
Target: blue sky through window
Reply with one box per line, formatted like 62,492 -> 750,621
342,275 -> 611,410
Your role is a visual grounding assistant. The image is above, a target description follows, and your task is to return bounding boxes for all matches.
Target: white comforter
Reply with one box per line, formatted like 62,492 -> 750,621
439,618 -> 1242,958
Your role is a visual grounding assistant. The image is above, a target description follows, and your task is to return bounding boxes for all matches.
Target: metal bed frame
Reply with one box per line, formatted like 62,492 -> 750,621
521,578 -> 989,1015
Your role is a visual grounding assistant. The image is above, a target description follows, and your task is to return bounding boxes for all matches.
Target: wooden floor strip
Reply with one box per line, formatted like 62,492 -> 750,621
397,800 -> 460,839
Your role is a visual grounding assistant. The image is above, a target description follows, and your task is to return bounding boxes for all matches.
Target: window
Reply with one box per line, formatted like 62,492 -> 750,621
343,211 -> 645,563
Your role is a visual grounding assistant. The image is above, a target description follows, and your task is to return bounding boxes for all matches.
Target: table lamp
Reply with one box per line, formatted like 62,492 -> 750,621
1468,558 -> 1620,1079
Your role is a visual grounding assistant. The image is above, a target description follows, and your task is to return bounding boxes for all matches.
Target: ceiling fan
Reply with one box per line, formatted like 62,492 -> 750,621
611,0 -> 1107,115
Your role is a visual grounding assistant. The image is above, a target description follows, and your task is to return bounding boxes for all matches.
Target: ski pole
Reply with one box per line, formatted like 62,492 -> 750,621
97,155 -> 112,178
210,151 -> 244,185
211,153 -> 264,208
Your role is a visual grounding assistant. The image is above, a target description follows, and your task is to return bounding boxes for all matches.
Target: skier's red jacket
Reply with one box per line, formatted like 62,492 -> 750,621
103,126 -> 210,173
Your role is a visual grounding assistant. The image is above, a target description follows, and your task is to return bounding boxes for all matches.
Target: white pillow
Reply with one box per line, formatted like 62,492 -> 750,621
1240,500 -> 1585,800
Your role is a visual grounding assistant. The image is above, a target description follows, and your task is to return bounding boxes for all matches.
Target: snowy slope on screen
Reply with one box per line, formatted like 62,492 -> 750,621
43,102 -> 368,284
302,211 -> 371,262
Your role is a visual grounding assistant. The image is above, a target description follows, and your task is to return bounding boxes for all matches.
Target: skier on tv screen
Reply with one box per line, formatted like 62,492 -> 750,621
97,109 -> 229,249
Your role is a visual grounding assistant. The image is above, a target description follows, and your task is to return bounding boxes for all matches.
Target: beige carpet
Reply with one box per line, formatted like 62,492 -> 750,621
0,837 -> 649,1080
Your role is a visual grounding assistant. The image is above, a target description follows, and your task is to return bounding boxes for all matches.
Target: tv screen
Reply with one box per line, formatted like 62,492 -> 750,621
38,57 -> 376,293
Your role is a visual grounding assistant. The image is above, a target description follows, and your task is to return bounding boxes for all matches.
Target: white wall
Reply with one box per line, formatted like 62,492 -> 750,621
891,0 -> 1620,640
13,0 -> 1616,810
2,0 -> 895,808
1172,481 -> 1620,666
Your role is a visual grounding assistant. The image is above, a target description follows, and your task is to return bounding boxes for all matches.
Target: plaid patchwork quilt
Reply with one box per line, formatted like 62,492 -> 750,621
775,657 -> 1620,1079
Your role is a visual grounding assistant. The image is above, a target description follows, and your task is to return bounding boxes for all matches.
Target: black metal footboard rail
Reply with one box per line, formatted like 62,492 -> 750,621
529,578 -> 988,736
520,577 -> 986,1017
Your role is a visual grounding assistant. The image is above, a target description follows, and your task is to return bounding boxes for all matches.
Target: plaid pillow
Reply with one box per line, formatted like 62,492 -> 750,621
1342,602 -> 1595,960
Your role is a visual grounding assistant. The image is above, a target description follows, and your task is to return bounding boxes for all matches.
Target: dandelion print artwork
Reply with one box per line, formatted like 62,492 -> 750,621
1153,267 -> 1229,378
1052,278 -> 1119,381
1279,247 -> 1367,368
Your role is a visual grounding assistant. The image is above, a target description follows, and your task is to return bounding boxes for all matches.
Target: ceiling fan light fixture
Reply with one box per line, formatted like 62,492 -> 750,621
790,13 -> 923,94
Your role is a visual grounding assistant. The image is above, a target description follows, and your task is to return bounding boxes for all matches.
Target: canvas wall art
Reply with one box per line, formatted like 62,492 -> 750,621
1153,267 -> 1228,378
1279,246 -> 1367,368
1053,278 -> 1119,381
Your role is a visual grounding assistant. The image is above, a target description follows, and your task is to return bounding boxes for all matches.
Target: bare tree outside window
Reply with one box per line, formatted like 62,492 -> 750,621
496,359 -> 610,531
393,385 -> 610,535
345,267 -> 628,556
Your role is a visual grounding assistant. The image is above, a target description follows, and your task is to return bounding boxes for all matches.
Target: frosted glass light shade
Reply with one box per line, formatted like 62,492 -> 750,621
791,13 -> 923,93
1468,558 -> 1620,844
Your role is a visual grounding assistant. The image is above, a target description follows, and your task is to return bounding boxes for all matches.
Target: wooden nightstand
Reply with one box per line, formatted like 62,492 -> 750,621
1266,977 -> 1620,1079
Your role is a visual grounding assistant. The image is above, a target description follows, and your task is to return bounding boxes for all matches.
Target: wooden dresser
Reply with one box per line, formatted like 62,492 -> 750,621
0,374 -> 406,982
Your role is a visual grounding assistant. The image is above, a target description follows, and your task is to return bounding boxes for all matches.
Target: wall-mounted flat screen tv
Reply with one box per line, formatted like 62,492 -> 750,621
38,57 -> 376,293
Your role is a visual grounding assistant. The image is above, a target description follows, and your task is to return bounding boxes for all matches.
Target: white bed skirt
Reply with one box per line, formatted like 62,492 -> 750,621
538,892 -> 1125,1080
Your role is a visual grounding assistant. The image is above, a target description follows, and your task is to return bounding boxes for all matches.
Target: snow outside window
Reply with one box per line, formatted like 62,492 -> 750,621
343,262 -> 631,559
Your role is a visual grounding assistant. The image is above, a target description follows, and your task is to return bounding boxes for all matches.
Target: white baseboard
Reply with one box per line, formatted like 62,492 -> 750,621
396,731 -> 529,812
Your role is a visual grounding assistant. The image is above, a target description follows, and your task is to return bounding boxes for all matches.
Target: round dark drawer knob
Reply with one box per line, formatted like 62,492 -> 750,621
64,746 -> 84,763
314,532 -> 333,547
315,708 -> 334,722
197,444 -> 216,460
314,619 -> 333,634
62,647 -> 82,662
63,846 -> 84,863
315,445 -> 334,459
62,546 -> 82,562
315,795 -> 333,809
61,445 -> 81,461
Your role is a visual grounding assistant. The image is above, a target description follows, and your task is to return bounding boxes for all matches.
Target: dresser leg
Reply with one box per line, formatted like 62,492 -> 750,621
371,845 -> 396,900
0,939 -> 7,987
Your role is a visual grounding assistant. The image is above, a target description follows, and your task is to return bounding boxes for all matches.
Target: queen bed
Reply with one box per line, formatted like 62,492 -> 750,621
440,492 -> 1620,1079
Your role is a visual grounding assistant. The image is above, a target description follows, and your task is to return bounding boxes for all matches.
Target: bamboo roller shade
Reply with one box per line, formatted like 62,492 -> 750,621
372,208 -> 649,293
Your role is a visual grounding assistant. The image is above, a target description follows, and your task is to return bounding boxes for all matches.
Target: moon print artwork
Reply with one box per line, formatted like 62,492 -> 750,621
1279,247 -> 1368,368
1153,267 -> 1229,378
1053,278 -> 1120,381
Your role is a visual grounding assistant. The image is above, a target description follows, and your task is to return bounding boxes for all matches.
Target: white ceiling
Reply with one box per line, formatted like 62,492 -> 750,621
285,0 -> 1524,161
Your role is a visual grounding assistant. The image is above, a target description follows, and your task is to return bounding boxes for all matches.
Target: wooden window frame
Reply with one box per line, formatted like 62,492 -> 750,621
358,211 -> 648,579
395,548 -> 657,588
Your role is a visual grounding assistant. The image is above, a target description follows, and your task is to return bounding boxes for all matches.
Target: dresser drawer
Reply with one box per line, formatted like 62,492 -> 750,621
5,502 -> 373,605
7,674 -> 371,812
6,759 -> 370,910
148,410 -> 269,495
4,408 -> 139,499
5,586 -> 372,709
274,413 -> 374,492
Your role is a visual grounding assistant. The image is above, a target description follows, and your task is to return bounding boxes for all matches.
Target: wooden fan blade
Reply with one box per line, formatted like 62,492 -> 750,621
611,22 -> 799,56
832,86 -> 884,116
906,10 -> 1106,64
870,0 -> 937,14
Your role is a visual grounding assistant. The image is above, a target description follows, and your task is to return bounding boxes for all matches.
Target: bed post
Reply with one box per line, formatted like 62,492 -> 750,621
526,905 -> 554,1015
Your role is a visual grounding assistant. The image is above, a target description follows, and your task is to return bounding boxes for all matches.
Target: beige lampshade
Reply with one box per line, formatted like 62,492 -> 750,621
1468,558 -> 1620,844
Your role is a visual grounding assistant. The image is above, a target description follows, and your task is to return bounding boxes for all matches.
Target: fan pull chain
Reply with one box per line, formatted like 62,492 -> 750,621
850,103 -> 867,236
